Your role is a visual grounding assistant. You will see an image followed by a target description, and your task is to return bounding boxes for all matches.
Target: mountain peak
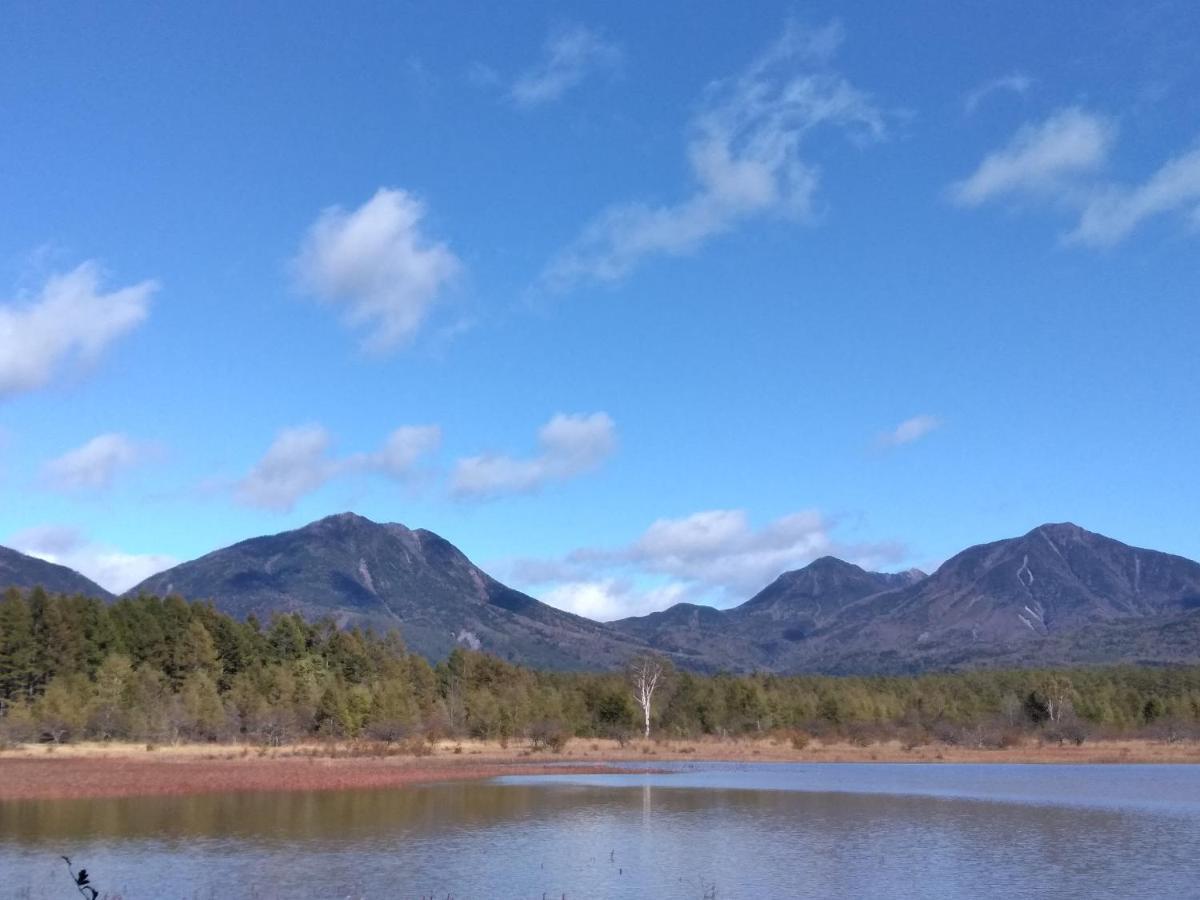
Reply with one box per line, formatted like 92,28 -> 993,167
1029,521 -> 1089,541
734,555 -> 891,618
804,555 -> 859,572
308,511 -> 376,529
127,512 -> 642,670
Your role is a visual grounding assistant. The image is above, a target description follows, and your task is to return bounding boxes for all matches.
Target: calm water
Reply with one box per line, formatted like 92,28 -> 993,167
2,763 -> 1199,899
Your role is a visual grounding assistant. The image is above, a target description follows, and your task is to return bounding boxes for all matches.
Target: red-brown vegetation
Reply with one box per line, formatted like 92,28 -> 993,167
0,746 -> 632,802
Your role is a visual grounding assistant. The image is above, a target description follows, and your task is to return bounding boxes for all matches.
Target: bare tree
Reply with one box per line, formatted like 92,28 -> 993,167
1042,675 -> 1072,724
628,654 -> 666,739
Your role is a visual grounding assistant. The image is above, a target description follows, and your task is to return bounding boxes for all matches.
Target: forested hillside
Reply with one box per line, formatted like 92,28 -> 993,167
1,587 -> 1199,746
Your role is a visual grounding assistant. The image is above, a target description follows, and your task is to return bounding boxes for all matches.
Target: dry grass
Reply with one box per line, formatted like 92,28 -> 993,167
513,734 -> 1200,765
1,735 -> 1197,802
0,741 -> 635,802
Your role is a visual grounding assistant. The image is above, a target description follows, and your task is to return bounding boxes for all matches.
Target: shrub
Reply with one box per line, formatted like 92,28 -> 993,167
930,720 -> 961,746
1060,721 -> 1090,746
844,723 -> 877,747
899,727 -> 929,751
529,720 -> 570,753
995,729 -> 1024,749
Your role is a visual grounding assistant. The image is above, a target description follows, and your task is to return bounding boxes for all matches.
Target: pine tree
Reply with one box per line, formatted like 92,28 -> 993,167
173,619 -> 220,684
268,614 -> 308,661
365,677 -> 417,741
0,591 -> 36,703
89,653 -> 135,739
179,670 -> 226,739
35,673 -> 91,742
315,683 -> 351,737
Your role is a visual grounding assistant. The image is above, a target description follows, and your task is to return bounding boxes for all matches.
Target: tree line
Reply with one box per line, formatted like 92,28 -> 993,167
2,587 -> 1199,747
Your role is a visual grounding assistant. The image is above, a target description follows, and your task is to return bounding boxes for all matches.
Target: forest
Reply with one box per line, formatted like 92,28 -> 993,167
2,587 -> 1199,747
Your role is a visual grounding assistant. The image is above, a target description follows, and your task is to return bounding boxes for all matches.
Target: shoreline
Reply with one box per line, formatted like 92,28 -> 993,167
2,737 -> 1198,802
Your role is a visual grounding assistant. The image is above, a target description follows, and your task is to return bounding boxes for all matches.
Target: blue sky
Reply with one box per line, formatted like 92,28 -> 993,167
2,2 -> 1198,619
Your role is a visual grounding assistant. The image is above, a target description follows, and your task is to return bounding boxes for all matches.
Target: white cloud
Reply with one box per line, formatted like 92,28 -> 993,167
360,425 -> 443,478
1069,145 -> 1200,246
952,108 -> 1200,245
877,414 -> 942,449
8,524 -> 80,557
541,21 -> 885,289
42,433 -> 152,492
512,507 -> 907,618
0,262 -> 156,398
949,107 -> 1114,206
964,72 -> 1033,114
541,578 -> 689,622
511,24 -> 622,108
452,412 -> 616,499
235,424 -> 338,511
623,509 -> 838,596
293,188 -> 461,351
235,423 -> 442,512
8,525 -> 176,594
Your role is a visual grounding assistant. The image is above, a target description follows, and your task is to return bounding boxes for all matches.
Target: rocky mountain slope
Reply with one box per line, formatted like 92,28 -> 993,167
613,523 -> 1200,673
611,557 -> 926,670
0,545 -> 113,599
10,515 -> 1200,674
126,512 -> 648,669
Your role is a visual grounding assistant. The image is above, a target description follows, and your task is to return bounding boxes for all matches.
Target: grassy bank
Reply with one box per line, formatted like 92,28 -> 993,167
3,734 -> 1199,802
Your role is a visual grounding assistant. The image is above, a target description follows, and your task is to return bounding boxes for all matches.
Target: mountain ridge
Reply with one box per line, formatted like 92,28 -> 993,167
611,521 -> 1200,673
125,512 -> 651,670
5,515 -> 1200,674
0,545 -> 113,599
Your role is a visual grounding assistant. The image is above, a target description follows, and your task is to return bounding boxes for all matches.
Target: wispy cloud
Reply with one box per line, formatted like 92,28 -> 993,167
42,433 -> 156,492
452,412 -> 616,500
357,425 -> 443,478
505,508 -> 907,619
236,423 -> 441,511
511,24 -> 622,108
293,188 -> 461,351
877,414 -> 942,449
540,20 -> 886,290
8,524 -> 176,594
466,61 -> 501,89
951,107 -> 1200,245
964,72 -> 1034,114
949,107 -> 1114,206
0,262 -> 156,399
1070,145 -> 1200,246
236,425 -> 338,512
619,509 -> 839,595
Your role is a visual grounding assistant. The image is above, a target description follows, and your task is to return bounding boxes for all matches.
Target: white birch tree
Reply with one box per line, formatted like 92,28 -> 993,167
628,654 -> 666,739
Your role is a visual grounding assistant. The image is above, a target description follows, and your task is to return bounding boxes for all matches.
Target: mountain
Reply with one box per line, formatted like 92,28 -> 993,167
612,524 -> 1200,673
826,522 -> 1200,671
114,516 -> 1200,673
0,545 -> 113,598
126,512 -> 647,670
612,557 -> 927,671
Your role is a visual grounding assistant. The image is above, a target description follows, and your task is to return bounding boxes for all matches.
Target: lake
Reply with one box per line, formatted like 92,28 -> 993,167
3,763 -> 1199,898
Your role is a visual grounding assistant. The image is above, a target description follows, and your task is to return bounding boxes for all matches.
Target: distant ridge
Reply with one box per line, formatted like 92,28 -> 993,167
0,545 -> 113,599
11,513 -> 1200,674
612,522 -> 1200,673
126,512 -> 650,670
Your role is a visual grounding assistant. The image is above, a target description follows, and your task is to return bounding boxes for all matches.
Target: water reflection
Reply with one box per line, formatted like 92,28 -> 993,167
2,765 -> 1199,899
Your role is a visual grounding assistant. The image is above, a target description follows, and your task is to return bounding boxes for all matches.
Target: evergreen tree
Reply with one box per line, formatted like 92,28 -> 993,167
179,670 -> 226,739
90,653 -> 135,739
0,591 -> 36,702
173,619 -> 220,684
